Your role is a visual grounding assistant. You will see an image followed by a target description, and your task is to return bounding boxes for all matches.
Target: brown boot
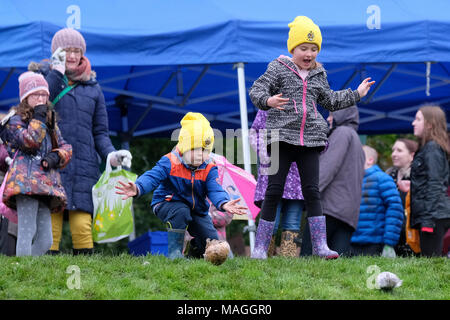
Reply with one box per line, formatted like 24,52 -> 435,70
267,235 -> 276,257
279,231 -> 299,257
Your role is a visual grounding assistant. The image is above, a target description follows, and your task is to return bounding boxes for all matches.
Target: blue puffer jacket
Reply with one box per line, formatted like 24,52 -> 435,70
351,165 -> 404,246
37,64 -> 115,214
135,149 -> 230,216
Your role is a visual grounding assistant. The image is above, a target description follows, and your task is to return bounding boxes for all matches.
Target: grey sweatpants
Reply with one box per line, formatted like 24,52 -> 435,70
16,195 -> 52,256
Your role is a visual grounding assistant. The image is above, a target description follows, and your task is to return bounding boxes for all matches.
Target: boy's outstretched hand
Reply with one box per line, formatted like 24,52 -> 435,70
115,180 -> 138,200
222,198 -> 248,216
357,77 -> 376,98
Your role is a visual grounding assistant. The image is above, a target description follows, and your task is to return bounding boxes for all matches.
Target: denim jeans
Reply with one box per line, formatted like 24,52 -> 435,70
273,199 -> 304,234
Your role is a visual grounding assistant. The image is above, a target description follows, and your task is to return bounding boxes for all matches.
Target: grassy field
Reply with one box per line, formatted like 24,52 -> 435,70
0,254 -> 448,300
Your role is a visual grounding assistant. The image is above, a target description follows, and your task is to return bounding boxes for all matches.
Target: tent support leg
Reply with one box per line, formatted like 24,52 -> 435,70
177,66 -> 183,96
235,62 -> 256,255
340,68 -> 359,90
116,99 -> 136,242
182,65 -> 209,106
0,67 -> 15,94
129,71 -> 177,136
363,63 -> 397,103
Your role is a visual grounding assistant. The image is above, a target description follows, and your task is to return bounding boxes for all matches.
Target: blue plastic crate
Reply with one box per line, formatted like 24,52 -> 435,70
128,231 -> 168,257
128,232 -> 151,256
149,231 -> 168,256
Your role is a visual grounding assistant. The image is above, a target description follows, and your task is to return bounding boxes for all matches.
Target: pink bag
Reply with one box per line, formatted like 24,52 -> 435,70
0,151 -> 17,224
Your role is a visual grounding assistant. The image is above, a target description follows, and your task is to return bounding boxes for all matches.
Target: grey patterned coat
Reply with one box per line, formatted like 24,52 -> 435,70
249,57 -> 360,147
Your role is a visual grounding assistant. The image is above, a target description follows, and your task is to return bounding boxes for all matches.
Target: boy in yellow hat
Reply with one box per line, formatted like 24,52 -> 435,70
116,112 -> 247,259
249,16 -> 375,259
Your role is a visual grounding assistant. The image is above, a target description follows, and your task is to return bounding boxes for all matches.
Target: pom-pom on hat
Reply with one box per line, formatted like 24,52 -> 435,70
51,28 -> 86,55
18,71 -> 49,102
287,16 -> 322,53
177,112 -> 214,154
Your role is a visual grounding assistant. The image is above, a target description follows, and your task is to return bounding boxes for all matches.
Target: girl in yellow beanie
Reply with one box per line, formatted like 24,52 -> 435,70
116,112 -> 247,259
249,16 -> 375,260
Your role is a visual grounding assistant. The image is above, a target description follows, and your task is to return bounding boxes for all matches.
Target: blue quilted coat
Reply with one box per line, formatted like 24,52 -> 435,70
351,165 -> 404,246
135,149 -> 230,216
38,65 -> 115,215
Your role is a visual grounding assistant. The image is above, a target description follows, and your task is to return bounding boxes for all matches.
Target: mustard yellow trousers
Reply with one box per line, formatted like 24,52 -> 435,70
50,211 -> 93,250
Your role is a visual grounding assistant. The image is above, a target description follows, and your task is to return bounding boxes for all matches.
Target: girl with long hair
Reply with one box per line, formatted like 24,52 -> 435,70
410,105 -> 450,256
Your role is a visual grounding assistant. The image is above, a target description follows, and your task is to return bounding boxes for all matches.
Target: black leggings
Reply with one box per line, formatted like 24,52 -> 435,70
261,142 -> 323,222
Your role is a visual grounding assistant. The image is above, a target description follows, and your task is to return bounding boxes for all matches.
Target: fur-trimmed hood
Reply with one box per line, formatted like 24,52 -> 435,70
30,57 -> 115,215
28,61 -> 97,83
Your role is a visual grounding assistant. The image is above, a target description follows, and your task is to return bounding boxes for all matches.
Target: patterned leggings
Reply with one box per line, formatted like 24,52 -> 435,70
16,195 -> 52,256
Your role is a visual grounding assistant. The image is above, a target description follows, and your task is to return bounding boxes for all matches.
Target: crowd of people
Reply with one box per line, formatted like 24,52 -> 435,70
0,28 -> 132,257
0,16 -> 449,259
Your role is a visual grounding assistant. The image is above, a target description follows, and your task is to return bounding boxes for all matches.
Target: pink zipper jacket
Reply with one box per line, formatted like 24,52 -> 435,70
249,57 -> 360,147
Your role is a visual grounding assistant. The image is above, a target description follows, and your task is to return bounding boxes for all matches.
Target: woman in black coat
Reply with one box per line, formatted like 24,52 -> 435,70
410,105 -> 450,257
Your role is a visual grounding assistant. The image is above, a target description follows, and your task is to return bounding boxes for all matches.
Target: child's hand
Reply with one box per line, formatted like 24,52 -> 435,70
267,93 -> 289,110
115,180 -> 137,200
357,77 -> 376,98
222,198 -> 247,215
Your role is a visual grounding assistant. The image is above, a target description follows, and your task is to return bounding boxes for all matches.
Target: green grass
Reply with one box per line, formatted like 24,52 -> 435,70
0,254 -> 448,300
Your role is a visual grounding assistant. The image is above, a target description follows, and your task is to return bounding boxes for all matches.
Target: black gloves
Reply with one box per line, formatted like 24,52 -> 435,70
41,151 -> 60,171
33,104 -> 48,123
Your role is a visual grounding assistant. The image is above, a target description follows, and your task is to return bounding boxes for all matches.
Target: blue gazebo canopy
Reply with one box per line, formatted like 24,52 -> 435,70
1,0 -> 450,137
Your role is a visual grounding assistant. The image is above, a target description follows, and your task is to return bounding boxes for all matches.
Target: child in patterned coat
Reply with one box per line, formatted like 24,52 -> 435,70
3,72 -> 72,256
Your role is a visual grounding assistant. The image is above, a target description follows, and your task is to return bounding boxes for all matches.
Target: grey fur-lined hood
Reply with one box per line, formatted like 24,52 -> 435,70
28,61 -> 97,83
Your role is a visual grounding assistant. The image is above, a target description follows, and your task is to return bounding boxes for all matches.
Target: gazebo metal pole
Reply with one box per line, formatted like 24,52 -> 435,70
236,62 -> 256,254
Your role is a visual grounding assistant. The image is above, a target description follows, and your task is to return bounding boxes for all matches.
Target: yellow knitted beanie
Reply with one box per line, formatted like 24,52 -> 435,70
177,112 -> 214,154
287,16 -> 322,53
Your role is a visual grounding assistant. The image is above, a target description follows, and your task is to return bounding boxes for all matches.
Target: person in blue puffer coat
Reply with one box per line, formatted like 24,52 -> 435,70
29,28 -> 132,255
350,145 -> 404,257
